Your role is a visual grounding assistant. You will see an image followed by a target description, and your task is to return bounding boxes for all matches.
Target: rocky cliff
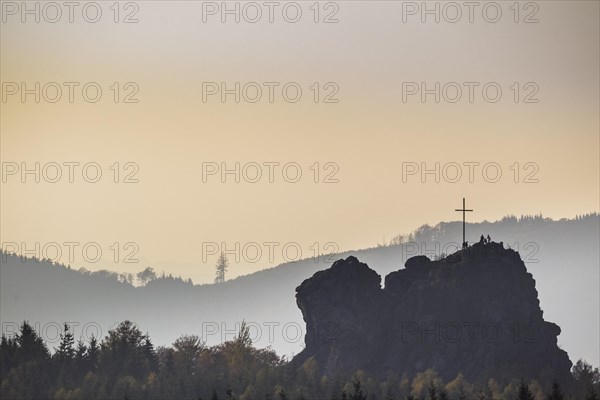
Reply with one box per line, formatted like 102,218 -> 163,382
293,241 -> 573,386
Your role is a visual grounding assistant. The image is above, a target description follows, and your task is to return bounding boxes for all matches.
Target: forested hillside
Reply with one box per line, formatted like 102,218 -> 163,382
1,214 -> 598,366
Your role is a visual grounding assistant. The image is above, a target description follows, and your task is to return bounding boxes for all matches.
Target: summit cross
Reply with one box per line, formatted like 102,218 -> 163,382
455,197 -> 473,246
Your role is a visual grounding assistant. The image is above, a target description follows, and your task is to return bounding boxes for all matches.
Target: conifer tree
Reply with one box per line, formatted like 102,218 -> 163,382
75,339 -> 88,373
143,336 -> 159,372
55,323 -> 75,362
16,321 -> 49,363
87,335 -> 99,371
214,251 -> 229,284
0,334 -> 18,381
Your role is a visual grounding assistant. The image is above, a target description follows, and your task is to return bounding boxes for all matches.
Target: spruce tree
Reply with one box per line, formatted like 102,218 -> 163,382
143,336 -> 159,372
87,335 -> 99,371
74,339 -> 88,374
55,323 -> 75,362
16,321 -> 49,363
0,334 -> 18,381
214,251 -> 229,284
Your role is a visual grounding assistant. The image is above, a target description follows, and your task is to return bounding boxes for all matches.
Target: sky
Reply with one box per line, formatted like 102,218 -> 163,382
1,0 -> 599,284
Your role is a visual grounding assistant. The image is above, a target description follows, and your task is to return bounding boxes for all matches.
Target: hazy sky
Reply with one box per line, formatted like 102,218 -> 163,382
1,0 -> 598,283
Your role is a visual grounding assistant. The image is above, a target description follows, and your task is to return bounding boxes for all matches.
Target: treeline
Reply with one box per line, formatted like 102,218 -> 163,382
382,213 -> 600,247
0,248 -> 191,288
1,321 -> 599,400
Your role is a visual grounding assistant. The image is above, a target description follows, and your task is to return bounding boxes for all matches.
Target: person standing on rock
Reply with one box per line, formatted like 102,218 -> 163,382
487,234 -> 491,243
480,235 -> 485,244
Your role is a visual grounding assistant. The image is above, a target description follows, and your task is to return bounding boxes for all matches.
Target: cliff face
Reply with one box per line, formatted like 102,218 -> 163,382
294,242 -> 573,385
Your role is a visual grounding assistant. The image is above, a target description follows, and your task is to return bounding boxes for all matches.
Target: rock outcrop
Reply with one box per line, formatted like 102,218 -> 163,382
294,242 -> 573,386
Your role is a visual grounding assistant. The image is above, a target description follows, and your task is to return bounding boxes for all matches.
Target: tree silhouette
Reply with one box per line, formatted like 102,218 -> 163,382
73,339 -> 88,381
1,319 -> 598,400
214,251 -> 229,284
75,340 -> 87,363
573,360 -> 600,398
16,321 -> 49,363
55,323 -> 75,362
87,335 -> 99,371
1,322 -> 50,399
98,320 -> 154,380
143,336 -> 159,372
0,334 -> 17,382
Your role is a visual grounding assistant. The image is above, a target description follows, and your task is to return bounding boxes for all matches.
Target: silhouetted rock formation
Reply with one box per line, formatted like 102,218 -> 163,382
294,242 -> 573,386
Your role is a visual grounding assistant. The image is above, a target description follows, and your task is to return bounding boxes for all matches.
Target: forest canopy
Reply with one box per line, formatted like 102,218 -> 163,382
1,321 -> 599,400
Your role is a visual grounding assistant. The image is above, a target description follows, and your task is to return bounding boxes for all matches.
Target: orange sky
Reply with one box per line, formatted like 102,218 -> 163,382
1,1 -> 598,283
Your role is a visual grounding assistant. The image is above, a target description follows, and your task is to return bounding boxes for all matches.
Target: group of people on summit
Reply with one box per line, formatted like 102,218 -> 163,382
462,234 -> 492,249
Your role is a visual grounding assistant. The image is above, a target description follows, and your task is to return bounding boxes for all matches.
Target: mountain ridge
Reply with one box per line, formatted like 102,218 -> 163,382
1,214 -> 598,367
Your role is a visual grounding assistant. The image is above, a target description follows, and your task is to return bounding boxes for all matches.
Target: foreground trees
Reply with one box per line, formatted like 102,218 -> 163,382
0,321 -> 598,400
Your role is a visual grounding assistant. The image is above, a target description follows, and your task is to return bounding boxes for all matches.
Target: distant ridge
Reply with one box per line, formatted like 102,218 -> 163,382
1,214 -> 598,367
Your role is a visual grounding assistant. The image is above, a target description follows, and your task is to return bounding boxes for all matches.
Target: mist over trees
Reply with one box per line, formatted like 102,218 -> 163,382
381,213 -> 599,249
1,321 -> 599,400
1,214 -> 598,377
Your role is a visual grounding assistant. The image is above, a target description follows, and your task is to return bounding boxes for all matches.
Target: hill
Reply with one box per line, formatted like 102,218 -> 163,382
1,214 -> 598,367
